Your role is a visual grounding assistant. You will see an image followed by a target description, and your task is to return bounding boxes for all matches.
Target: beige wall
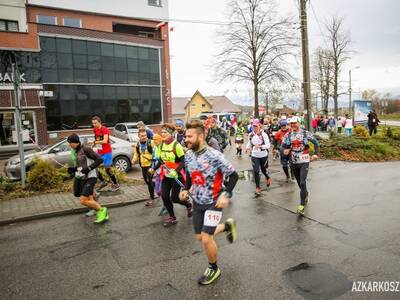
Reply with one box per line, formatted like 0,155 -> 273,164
0,0 -> 28,32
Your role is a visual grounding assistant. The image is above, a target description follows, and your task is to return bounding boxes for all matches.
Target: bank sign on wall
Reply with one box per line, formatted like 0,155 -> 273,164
0,72 -> 26,83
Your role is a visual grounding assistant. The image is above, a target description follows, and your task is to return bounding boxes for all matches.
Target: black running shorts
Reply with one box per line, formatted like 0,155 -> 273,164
73,177 -> 97,197
193,201 -> 223,235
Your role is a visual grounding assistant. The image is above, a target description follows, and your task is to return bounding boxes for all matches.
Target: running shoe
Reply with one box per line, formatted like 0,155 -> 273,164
186,203 -> 193,218
97,181 -> 108,192
198,267 -> 221,285
255,187 -> 262,195
297,205 -> 305,215
85,209 -> 96,217
110,184 -> 120,192
225,218 -> 237,244
163,217 -> 177,227
94,207 -> 109,224
266,178 -> 272,187
145,199 -> 153,207
158,207 -> 168,216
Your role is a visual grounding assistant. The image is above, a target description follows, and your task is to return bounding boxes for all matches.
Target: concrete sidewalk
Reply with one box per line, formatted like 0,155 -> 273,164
0,184 -> 150,225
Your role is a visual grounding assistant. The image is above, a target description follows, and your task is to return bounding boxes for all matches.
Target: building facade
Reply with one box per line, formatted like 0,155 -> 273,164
0,0 -> 171,149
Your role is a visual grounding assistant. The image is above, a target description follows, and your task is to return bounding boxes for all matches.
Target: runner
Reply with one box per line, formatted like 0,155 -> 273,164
179,120 -> 239,285
152,134 -> 169,216
67,134 -> 109,224
149,123 -> 192,227
137,121 -> 154,139
174,119 -> 186,147
91,116 -> 120,192
207,117 -> 229,152
270,118 -> 281,160
234,121 -> 246,157
246,119 -> 272,195
282,116 -> 319,215
204,118 -> 222,152
132,128 -> 156,207
275,119 -> 294,183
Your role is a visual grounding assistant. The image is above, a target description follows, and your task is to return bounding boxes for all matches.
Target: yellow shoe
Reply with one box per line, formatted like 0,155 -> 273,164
297,205 -> 305,215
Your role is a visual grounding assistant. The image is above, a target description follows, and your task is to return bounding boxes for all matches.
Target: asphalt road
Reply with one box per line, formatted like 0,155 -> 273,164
1,152 -> 400,299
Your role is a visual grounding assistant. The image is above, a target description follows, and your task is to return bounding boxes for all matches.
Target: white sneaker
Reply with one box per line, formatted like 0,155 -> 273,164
85,209 -> 96,217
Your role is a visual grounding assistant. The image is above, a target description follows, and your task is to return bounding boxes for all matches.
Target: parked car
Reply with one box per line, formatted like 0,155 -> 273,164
5,135 -> 133,180
113,122 -> 139,144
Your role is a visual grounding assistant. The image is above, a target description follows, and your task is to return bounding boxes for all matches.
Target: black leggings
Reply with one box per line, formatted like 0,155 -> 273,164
98,167 -> 118,184
251,156 -> 270,188
292,163 -> 309,205
142,167 -> 154,200
161,177 -> 190,218
368,126 -> 377,136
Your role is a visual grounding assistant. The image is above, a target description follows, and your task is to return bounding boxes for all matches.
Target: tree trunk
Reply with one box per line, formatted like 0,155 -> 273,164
254,80 -> 259,118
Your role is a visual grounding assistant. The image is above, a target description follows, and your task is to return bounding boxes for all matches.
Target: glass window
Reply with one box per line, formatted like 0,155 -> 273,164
114,57 -> 127,71
88,55 -> 101,70
63,17 -> 81,28
138,48 -> 149,60
149,60 -> 159,74
88,70 -> 102,83
72,40 -> 87,54
101,43 -> 114,56
37,15 -> 57,25
101,56 -> 114,71
89,86 -> 103,100
2,19 -> 19,32
139,73 -> 151,85
127,59 -> 138,72
0,20 -> 5,31
41,52 -> 57,68
40,37 -> 56,52
102,71 -> 115,83
31,53 -> 41,68
56,38 -> 72,53
74,69 -> 88,82
139,60 -> 150,73
150,73 -> 160,85
104,86 -> 116,100
128,72 -> 139,84
149,48 -> 159,60
115,71 -> 127,84
73,54 -> 87,69
57,53 -> 73,69
42,69 -> 58,82
29,69 -> 41,83
60,85 -> 75,100
114,44 -> 126,57
87,41 -> 101,55
129,86 -> 140,99
116,87 -> 128,99
76,85 -> 89,100
58,69 -> 74,82
126,46 -> 138,59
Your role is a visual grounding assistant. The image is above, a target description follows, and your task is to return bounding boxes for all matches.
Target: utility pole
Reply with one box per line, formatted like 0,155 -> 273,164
12,63 -> 26,188
299,0 -> 312,130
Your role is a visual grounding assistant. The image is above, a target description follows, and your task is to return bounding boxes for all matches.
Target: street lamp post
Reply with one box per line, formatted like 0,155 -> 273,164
349,66 -> 360,117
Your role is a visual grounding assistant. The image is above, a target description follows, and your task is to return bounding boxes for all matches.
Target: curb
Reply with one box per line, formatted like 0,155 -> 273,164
0,197 -> 147,226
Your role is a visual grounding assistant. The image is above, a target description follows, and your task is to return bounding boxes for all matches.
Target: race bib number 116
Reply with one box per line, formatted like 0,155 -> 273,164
204,210 -> 222,227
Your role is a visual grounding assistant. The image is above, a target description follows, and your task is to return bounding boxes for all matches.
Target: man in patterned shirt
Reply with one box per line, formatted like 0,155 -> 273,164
179,120 -> 239,285
282,116 -> 319,215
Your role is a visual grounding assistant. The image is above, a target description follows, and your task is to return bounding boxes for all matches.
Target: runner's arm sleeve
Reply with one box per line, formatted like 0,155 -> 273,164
225,171 -> 239,194
261,132 -> 271,150
83,146 -> 104,169
185,169 -> 192,190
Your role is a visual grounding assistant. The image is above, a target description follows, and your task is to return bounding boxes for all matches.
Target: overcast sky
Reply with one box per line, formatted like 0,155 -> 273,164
168,0 -> 400,104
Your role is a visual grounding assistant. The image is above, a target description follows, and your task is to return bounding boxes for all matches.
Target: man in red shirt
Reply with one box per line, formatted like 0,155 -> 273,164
91,116 -> 120,192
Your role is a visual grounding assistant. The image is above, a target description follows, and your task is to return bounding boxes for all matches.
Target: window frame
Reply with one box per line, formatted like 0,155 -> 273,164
37,15 -> 57,26
0,19 -> 19,32
63,17 -> 82,28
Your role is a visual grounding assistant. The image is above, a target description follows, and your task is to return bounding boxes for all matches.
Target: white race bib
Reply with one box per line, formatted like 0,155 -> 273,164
297,153 -> 310,163
204,210 -> 222,227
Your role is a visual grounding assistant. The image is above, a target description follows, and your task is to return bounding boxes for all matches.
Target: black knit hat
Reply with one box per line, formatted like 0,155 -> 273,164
67,133 -> 80,144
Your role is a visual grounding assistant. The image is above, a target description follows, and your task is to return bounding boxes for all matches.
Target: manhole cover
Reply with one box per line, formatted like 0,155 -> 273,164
283,262 -> 352,300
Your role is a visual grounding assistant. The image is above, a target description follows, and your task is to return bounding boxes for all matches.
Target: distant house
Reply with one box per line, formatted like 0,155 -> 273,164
172,90 -> 241,122
272,105 -> 297,117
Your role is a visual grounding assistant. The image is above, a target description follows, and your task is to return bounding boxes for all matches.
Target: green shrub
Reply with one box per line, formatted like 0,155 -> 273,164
353,126 -> 369,138
98,167 -> 128,183
386,127 -> 393,139
0,176 -> 17,193
27,158 -> 63,191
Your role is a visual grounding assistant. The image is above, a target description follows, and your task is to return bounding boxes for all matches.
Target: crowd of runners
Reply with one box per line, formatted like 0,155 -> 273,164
66,112 -> 319,285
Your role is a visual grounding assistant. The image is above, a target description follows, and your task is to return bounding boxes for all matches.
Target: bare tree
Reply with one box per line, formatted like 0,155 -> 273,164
325,16 -> 352,117
216,0 -> 298,118
312,47 -> 334,113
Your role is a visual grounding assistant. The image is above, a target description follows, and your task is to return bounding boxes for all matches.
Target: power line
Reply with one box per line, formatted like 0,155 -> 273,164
309,1 -> 331,50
